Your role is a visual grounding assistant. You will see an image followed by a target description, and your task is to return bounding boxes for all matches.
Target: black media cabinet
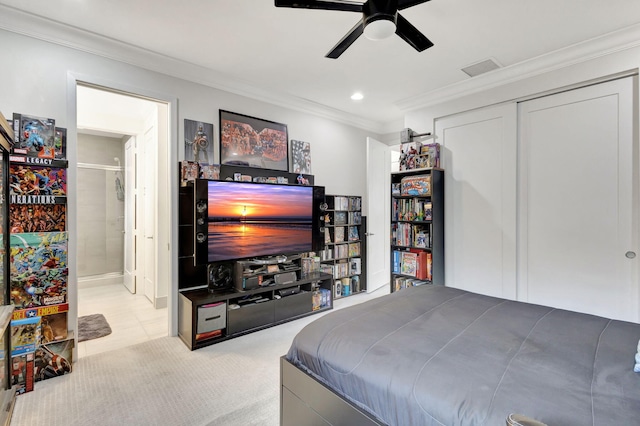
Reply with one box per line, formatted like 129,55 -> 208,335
177,164 -> 331,350
179,271 -> 333,350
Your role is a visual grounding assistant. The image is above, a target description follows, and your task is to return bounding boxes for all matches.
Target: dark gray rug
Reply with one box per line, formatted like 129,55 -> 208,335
77,314 -> 112,342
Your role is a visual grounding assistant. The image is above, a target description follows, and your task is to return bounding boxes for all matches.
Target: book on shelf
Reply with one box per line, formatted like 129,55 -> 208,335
348,242 -> 360,257
400,252 -> 417,276
333,211 -> 347,225
350,258 -> 361,275
348,226 -> 359,241
348,197 -> 361,211
340,277 -> 351,296
334,226 -> 345,243
334,244 -> 348,259
349,211 -> 362,225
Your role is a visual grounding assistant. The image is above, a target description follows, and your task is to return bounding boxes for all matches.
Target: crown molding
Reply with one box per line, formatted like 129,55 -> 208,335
0,5 -> 387,134
396,23 -> 640,112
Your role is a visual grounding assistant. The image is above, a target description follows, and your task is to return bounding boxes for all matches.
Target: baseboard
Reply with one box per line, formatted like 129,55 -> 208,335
155,296 -> 167,309
78,273 -> 124,289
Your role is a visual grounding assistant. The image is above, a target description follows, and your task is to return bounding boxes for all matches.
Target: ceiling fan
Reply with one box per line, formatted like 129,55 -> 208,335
274,0 -> 434,59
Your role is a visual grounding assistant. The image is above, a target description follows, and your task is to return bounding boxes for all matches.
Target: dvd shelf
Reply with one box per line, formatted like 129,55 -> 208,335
319,195 -> 366,299
390,168 -> 444,292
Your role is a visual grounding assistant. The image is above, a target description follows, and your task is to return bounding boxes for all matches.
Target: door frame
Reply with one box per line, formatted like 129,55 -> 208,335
67,73 -> 179,341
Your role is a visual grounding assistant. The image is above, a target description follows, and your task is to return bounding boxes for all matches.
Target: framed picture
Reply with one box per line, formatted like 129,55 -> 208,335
184,119 -> 214,164
219,110 -> 289,172
291,139 -> 312,174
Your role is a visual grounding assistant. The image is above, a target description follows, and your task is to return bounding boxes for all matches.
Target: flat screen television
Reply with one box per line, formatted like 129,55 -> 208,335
193,179 -> 322,264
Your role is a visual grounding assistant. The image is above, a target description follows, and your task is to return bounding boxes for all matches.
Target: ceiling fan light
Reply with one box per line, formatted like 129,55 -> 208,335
364,19 -> 396,41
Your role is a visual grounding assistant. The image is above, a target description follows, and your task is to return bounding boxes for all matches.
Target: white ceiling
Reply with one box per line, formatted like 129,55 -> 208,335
2,0 -> 640,133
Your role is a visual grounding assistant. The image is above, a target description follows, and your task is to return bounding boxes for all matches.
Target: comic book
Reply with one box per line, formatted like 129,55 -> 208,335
10,204 -> 66,233
34,333 -> 73,382
10,232 -> 68,276
11,316 -> 40,356
9,164 -> 67,203
12,113 -> 56,159
11,268 -> 68,308
12,352 -> 35,394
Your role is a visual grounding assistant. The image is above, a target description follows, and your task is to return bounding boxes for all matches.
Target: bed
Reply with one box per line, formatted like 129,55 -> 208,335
281,285 -> 640,425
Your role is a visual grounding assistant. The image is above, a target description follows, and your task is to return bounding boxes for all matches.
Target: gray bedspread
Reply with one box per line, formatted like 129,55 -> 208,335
286,285 -> 640,425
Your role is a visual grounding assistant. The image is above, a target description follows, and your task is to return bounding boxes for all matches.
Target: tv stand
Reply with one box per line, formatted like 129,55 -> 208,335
178,257 -> 333,350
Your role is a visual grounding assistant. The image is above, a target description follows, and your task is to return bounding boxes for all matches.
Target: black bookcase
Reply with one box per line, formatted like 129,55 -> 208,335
390,168 -> 444,291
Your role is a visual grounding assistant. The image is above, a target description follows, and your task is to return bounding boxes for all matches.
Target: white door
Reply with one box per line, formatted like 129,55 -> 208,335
518,76 -> 637,322
123,136 -> 136,293
142,117 -> 157,304
434,103 -> 518,299
366,137 -> 390,293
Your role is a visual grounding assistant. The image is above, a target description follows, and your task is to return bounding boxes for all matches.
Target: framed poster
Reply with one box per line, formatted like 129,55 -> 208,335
219,110 -> 288,172
291,139 -> 311,174
184,119 -> 214,163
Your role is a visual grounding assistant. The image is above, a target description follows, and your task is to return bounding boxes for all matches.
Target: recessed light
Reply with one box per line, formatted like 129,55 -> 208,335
351,92 -> 364,101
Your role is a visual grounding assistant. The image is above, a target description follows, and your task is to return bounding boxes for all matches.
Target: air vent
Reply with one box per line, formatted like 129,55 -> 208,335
461,58 -> 501,78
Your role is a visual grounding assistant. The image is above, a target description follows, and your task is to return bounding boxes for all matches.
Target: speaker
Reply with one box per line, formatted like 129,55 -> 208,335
207,262 -> 234,293
194,180 -> 209,265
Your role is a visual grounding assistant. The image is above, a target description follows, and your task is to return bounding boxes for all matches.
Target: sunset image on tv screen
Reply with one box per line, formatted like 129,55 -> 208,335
207,181 -> 313,261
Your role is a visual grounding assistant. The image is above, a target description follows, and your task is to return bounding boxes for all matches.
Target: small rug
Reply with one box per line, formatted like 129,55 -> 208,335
77,313 -> 112,342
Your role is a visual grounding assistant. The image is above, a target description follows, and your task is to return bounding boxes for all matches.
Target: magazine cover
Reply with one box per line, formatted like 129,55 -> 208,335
10,232 -> 68,276
34,335 -> 73,382
12,113 -> 56,159
9,164 -> 67,199
10,204 -> 66,233
11,268 -> 68,308
184,119 -> 214,163
291,139 -> 311,174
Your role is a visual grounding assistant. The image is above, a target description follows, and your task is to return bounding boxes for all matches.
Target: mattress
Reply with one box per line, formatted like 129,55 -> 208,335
286,285 -> 640,425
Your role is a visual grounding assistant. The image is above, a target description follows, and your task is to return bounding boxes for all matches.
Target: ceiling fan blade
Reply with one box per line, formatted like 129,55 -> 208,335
275,0 -> 363,12
326,19 -> 365,59
395,13 -> 434,52
397,0 -> 431,10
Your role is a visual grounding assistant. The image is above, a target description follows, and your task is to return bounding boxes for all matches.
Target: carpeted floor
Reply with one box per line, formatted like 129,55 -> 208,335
10,288 -> 387,426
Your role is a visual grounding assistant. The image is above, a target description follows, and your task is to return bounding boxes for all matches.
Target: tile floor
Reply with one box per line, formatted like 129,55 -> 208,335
77,284 -> 168,358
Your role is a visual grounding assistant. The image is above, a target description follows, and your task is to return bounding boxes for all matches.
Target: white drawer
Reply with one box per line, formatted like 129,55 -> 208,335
197,302 -> 226,334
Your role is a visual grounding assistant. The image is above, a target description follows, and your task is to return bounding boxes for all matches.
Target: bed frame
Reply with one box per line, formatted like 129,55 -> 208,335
280,356 -> 385,426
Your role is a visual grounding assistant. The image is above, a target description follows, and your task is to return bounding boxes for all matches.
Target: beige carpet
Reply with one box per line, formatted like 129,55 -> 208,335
11,288 -> 387,426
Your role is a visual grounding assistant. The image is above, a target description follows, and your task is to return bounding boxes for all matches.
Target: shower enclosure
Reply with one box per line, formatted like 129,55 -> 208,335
77,133 -> 125,287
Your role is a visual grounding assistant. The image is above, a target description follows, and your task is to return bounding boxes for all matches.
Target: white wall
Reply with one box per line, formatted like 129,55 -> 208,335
0,29 -> 379,336
403,42 -> 640,319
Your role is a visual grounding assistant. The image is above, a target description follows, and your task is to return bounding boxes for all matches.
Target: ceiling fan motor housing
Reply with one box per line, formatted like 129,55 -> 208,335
364,0 -> 398,27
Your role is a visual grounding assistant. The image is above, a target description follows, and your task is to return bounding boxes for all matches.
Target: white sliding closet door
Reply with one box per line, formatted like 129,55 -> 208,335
435,103 -> 517,299
518,76 -> 638,322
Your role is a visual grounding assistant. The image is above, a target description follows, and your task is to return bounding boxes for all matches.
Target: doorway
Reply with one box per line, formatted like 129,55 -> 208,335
76,85 -> 168,357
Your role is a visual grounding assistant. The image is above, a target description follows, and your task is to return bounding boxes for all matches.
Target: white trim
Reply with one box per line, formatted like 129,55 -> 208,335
67,71 -> 179,337
0,4 -> 387,134
396,23 -> 640,112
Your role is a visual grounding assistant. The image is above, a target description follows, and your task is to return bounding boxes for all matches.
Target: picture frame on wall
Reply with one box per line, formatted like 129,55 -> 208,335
219,110 -> 289,172
291,139 -> 312,175
184,119 -> 214,164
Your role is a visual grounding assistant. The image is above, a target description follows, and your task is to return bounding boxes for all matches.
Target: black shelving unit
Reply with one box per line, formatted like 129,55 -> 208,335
319,195 -> 366,299
390,168 -> 444,291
